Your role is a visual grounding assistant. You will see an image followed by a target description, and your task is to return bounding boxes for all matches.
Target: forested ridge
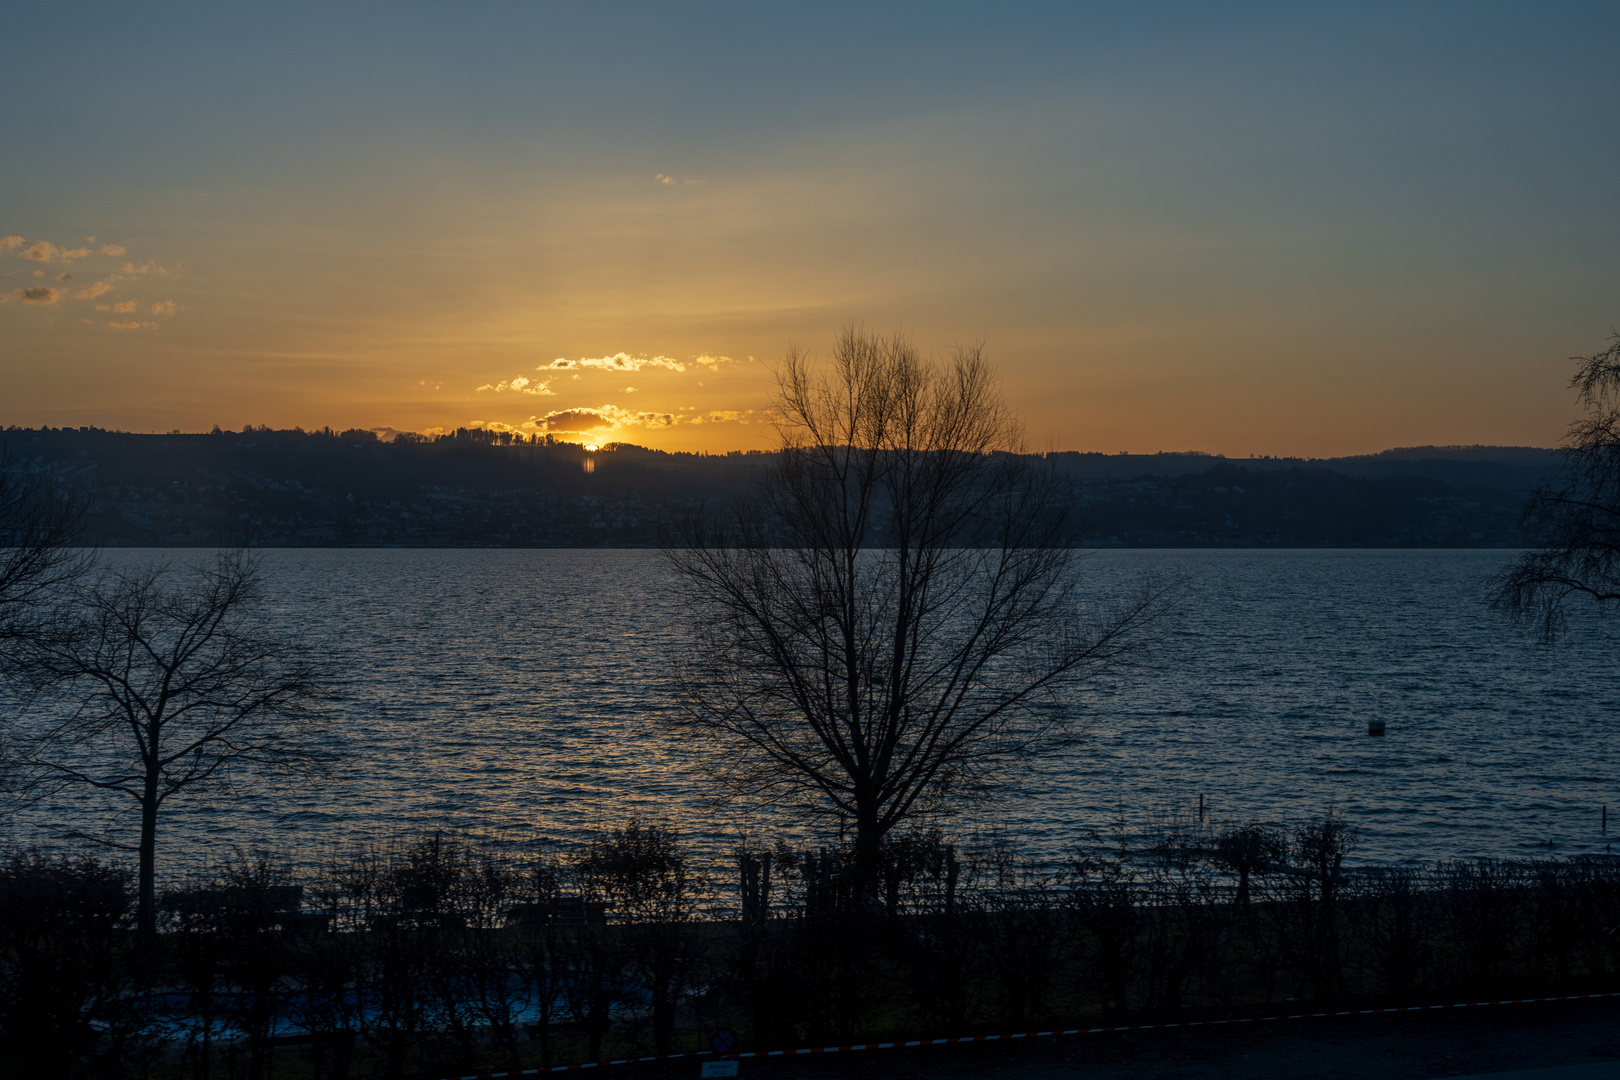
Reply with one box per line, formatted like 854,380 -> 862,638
0,426 -> 1563,547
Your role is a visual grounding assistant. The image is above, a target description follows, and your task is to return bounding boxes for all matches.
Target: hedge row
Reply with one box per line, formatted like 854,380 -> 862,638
4,815 -> 1618,1079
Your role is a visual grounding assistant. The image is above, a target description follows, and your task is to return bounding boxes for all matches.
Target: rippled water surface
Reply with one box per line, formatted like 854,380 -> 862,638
16,548 -> 1620,867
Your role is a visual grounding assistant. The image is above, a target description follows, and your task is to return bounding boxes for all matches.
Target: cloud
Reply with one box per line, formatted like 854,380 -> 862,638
108,319 -> 157,330
654,173 -> 705,187
540,351 -> 750,376
476,375 -> 554,395
520,404 -> 677,434
121,261 -> 167,276
18,286 -> 62,305
693,353 -> 751,370
686,410 -> 754,425
523,407 -> 620,433
655,173 -> 677,185
544,352 -> 687,373
75,281 -> 113,299
511,403 -> 751,433
493,402 -> 758,437
112,299 -> 138,313
7,238 -> 130,260
151,300 -> 176,316
54,272 -> 72,282
367,427 -> 413,443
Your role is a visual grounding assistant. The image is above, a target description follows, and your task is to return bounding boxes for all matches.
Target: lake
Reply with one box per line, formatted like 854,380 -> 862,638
11,548 -> 1619,870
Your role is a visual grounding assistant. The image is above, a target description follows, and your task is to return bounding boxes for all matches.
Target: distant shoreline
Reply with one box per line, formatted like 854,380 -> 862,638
6,427 -> 1564,549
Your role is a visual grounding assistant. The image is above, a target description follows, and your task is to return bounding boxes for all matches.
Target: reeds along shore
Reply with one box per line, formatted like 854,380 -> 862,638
4,815 -> 1619,1080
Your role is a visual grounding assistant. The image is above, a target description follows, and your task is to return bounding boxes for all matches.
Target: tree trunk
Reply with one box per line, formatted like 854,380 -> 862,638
139,778 -> 160,939
652,995 -> 673,1055
853,812 -> 884,901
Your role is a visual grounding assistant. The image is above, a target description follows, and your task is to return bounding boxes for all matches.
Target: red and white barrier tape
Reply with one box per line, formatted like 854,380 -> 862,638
436,990 -> 1620,1080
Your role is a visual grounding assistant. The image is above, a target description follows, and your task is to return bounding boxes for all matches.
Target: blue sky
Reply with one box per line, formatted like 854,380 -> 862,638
4,2 -> 1617,452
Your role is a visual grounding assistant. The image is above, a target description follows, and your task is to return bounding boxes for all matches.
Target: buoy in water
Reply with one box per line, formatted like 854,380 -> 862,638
1368,720 -> 1386,736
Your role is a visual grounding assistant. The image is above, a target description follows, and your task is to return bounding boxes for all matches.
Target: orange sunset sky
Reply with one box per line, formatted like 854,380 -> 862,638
3,4 -> 1617,456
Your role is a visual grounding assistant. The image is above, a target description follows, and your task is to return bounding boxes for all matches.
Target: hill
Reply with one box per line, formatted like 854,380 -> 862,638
0,427 -> 1563,548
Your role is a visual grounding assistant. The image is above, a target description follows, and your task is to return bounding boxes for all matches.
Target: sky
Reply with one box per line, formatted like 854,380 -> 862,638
3,2 -> 1618,456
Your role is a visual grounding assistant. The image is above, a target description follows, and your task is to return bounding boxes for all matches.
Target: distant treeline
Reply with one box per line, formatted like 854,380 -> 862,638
0,426 -> 1565,547
4,816 -> 1618,1078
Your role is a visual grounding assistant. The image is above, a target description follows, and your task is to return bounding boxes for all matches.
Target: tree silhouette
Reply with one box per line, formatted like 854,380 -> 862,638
0,460 -> 90,788
21,551 -> 327,936
1495,332 -> 1620,636
668,327 -> 1165,888
0,462 -> 88,667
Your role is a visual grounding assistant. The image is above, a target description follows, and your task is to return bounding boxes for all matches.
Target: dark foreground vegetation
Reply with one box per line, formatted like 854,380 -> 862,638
4,815 -> 1618,1080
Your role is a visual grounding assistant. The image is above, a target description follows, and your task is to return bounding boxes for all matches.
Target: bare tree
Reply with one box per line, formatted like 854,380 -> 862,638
0,457 -> 90,668
20,551 -> 327,936
1495,331 -> 1620,637
0,460 -> 90,789
667,328 -> 1166,886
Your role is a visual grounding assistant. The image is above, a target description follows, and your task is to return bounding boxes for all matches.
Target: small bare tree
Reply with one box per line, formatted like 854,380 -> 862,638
0,459 -> 88,636
668,328 -> 1165,887
0,460 -> 91,782
20,551 -> 327,936
1495,331 -> 1620,636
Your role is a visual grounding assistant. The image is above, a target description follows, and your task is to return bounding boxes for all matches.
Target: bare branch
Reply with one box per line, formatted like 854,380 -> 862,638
0,452 -> 91,675
15,549 -> 329,935
1494,331 -> 1620,638
665,328 -> 1167,884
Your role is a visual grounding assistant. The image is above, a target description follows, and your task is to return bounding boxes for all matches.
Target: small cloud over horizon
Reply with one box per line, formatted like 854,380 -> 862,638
545,352 -> 687,374
476,375 -> 554,395
518,404 -> 676,434
3,237 -> 132,262
686,409 -> 752,424
538,351 -> 748,376
486,403 -> 757,437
